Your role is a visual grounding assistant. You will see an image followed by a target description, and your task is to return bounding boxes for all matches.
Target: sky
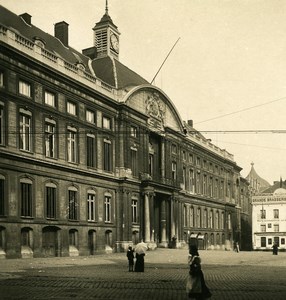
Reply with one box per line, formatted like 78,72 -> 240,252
1,0 -> 286,184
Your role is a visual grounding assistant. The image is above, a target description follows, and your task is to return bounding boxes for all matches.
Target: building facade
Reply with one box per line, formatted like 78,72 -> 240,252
0,4 -> 250,258
252,188 -> 286,251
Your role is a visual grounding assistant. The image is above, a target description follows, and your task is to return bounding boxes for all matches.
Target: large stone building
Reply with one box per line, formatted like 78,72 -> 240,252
0,4 -> 250,258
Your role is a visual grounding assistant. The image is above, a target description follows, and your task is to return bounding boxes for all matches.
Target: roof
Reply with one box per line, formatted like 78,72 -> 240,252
246,163 -> 271,192
0,5 -> 148,89
91,56 -> 149,89
262,180 -> 286,194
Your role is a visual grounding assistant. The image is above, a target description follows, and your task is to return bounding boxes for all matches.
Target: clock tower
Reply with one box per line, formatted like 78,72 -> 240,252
93,0 -> 120,59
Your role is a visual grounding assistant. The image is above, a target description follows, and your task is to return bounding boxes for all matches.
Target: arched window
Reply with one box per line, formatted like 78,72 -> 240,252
87,189 -> 96,222
68,186 -> 78,220
20,178 -> 33,217
45,182 -> 57,219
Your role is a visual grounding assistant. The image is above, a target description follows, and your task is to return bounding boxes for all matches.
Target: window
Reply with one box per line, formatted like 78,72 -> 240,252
274,224 -> 279,232
103,116 -> 111,130
182,167 -> 186,190
189,169 -> 194,192
149,154 -> 154,177
189,153 -> 193,163
184,205 -> 187,227
131,148 -> 138,176
45,120 -> 56,158
86,134 -> 96,167
46,184 -> 56,219
268,238 -> 272,245
203,174 -> 207,195
19,110 -> 32,151
281,238 -> 285,245
68,188 -> 78,220
130,126 -> 137,138
86,109 -> 95,124
103,139 -> 112,171
221,212 -> 225,229
196,156 -> 201,167
171,161 -> 177,180
19,80 -> 31,97
0,176 -> 5,216
20,179 -> 32,217
182,151 -> 186,160
260,224 -> 266,232
132,199 -> 138,223
44,91 -> 55,107
260,209 -> 266,219
87,192 -> 96,222
227,213 -> 232,230
190,207 -> 194,227
67,127 -> 77,163
104,195 -> 111,222
261,237 -> 266,247
67,101 -> 77,116
210,210 -> 214,228
268,223 -> 272,228
209,177 -> 213,197
196,171 -> 201,194
171,144 -> 177,154
197,208 -> 201,227
0,71 -> 3,87
215,211 -> 219,229
0,102 -> 4,145
203,209 -> 207,228
273,209 -> 279,219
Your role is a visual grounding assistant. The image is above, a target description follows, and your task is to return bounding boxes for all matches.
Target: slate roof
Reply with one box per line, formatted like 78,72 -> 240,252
0,5 -> 149,89
246,163 -> 271,192
262,180 -> 286,194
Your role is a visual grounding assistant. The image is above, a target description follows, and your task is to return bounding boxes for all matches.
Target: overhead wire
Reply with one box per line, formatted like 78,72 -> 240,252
195,95 -> 286,124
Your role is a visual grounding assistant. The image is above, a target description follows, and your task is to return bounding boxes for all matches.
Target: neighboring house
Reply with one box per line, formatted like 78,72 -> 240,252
252,187 -> 286,251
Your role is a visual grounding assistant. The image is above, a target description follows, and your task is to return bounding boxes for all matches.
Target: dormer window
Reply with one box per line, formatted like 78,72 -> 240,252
33,37 -> 46,48
76,63 -> 85,71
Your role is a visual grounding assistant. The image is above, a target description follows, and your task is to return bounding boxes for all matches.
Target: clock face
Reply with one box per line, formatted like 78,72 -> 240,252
110,33 -> 119,53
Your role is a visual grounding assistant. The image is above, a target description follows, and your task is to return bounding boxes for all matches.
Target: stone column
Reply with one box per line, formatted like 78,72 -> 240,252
149,193 -> 155,242
161,138 -> 165,179
160,199 -> 167,246
144,193 -> 151,242
171,196 -> 176,238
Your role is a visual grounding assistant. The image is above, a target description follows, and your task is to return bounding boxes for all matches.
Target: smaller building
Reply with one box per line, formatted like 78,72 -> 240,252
252,187 -> 286,251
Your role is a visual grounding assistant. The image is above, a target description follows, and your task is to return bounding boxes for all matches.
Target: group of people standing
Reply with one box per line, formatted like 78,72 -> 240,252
126,241 -> 147,272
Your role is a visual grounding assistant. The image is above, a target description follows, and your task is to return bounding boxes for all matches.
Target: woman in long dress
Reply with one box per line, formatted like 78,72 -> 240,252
186,246 -> 212,299
135,253 -> 145,272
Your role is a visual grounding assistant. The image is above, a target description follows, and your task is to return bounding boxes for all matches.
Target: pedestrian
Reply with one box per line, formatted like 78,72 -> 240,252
135,252 -> 145,272
134,240 -> 147,272
186,246 -> 212,299
272,243 -> 278,255
126,246 -> 134,272
234,242 -> 239,253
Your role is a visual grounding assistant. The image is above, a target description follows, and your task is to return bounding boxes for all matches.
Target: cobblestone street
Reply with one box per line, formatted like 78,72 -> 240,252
0,249 -> 286,299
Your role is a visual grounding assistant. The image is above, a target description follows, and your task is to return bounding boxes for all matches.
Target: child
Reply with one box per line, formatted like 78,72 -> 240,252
126,246 -> 134,272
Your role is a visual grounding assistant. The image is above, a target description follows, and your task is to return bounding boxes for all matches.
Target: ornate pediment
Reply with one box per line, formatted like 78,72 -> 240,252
145,92 -> 166,131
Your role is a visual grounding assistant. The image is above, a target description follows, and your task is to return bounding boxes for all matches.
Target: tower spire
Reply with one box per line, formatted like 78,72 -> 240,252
105,0 -> 109,15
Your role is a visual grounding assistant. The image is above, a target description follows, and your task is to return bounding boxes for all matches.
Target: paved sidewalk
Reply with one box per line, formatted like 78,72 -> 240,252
0,249 -> 286,299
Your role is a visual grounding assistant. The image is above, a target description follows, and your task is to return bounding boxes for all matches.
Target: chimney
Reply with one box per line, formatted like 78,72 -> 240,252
187,119 -> 193,127
82,46 -> 97,59
19,13 -> 32,25
54,21 -> 69,47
